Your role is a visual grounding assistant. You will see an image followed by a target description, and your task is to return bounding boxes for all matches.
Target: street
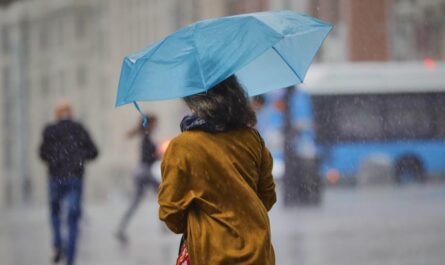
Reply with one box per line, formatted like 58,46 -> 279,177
1,184 -> 445,265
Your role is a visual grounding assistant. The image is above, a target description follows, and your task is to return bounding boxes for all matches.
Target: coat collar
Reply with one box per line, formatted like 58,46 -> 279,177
180,115 -> 227,133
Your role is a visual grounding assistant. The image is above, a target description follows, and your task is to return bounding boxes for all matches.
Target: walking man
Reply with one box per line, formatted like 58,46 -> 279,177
39,100 -> 98,265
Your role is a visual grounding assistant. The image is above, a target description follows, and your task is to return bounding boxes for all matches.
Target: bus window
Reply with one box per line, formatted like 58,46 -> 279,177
433,94 -> 445,139
311,96 -> 336,144
334,96 -> 384,141
383,95 -> 433,140
312,95 -> 384,143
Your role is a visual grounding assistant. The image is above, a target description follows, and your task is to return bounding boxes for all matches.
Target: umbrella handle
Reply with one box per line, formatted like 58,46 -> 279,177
133,101 -> 149,128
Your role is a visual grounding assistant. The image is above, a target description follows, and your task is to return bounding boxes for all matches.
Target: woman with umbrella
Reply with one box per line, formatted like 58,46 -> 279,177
159,75 -> 277,264
115,11 -> 331,264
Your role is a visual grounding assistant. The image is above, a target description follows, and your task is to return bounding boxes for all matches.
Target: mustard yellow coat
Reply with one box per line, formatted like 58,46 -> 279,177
159,128 -> 276,265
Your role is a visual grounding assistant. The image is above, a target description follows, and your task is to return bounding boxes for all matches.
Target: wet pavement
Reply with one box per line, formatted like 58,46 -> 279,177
1,184 -> 445,265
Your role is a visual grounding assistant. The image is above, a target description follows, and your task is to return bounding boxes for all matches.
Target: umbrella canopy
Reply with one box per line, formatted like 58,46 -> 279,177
116,10 -> 332,107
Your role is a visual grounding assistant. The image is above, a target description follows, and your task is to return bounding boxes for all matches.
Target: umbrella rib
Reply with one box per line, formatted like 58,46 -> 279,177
192,24 -> 207,90
271,46 -> 303,83
124,38 -> 170,102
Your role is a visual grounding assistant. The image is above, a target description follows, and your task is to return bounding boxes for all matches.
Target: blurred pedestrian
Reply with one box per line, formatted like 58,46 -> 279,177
251,94 -> 266,112
115,114 -> 160,244
39,99 -> 98,265
159,75 -> 277,265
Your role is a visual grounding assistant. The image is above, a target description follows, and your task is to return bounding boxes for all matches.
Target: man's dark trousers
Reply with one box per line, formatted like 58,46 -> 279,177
49,177 -> 82,265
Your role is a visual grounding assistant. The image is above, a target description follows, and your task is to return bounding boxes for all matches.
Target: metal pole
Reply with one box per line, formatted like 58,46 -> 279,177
282,86 -> 298,206
16,19 -> 31,204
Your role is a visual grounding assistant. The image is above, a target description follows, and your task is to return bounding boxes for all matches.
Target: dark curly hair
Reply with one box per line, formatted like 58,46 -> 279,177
184,75 -> 257,129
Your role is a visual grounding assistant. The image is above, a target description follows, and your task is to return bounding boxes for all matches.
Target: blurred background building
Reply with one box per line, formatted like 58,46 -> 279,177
303,0 -> 445,62
1,0 -> 444,209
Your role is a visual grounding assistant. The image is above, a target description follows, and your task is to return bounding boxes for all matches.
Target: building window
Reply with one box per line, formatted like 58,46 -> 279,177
175,0 -> 199,27
329,0 -> 340,25
76,15 -> 87,39
2,67 -> 10,91
77,65 -> 87,88
2,67 -> 12,169
39,23 -> 49,51
57,20 -> 64,47
59,71 -> 65,95
1,26 -> 10,54
41,75 -> 49,95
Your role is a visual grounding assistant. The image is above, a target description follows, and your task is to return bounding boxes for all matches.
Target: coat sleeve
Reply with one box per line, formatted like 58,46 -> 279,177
39,126 -> 54,162
79,125 -> 99,160
257,136 -> 277,211
158,140 -> 195,234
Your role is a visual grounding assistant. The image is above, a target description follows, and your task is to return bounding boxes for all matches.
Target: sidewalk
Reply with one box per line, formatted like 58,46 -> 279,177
1,185 -> 445,265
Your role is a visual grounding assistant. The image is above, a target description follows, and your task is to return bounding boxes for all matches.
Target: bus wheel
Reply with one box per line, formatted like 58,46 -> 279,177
394,156 -> 425,184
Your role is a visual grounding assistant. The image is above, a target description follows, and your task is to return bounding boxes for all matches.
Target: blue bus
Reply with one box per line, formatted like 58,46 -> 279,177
257,62 -> 445,184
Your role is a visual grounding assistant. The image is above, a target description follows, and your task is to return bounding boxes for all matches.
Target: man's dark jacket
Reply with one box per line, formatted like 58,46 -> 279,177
39,119 -> 98,178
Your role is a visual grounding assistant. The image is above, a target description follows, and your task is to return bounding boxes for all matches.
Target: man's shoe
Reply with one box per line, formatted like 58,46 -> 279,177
52,247 -> 63,263
115,231 -> 128,245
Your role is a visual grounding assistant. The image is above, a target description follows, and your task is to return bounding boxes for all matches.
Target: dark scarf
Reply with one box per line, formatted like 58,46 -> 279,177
180,115 -> 227,133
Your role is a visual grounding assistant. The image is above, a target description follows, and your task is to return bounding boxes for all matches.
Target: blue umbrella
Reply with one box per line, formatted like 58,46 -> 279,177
116,10 -> 332,109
